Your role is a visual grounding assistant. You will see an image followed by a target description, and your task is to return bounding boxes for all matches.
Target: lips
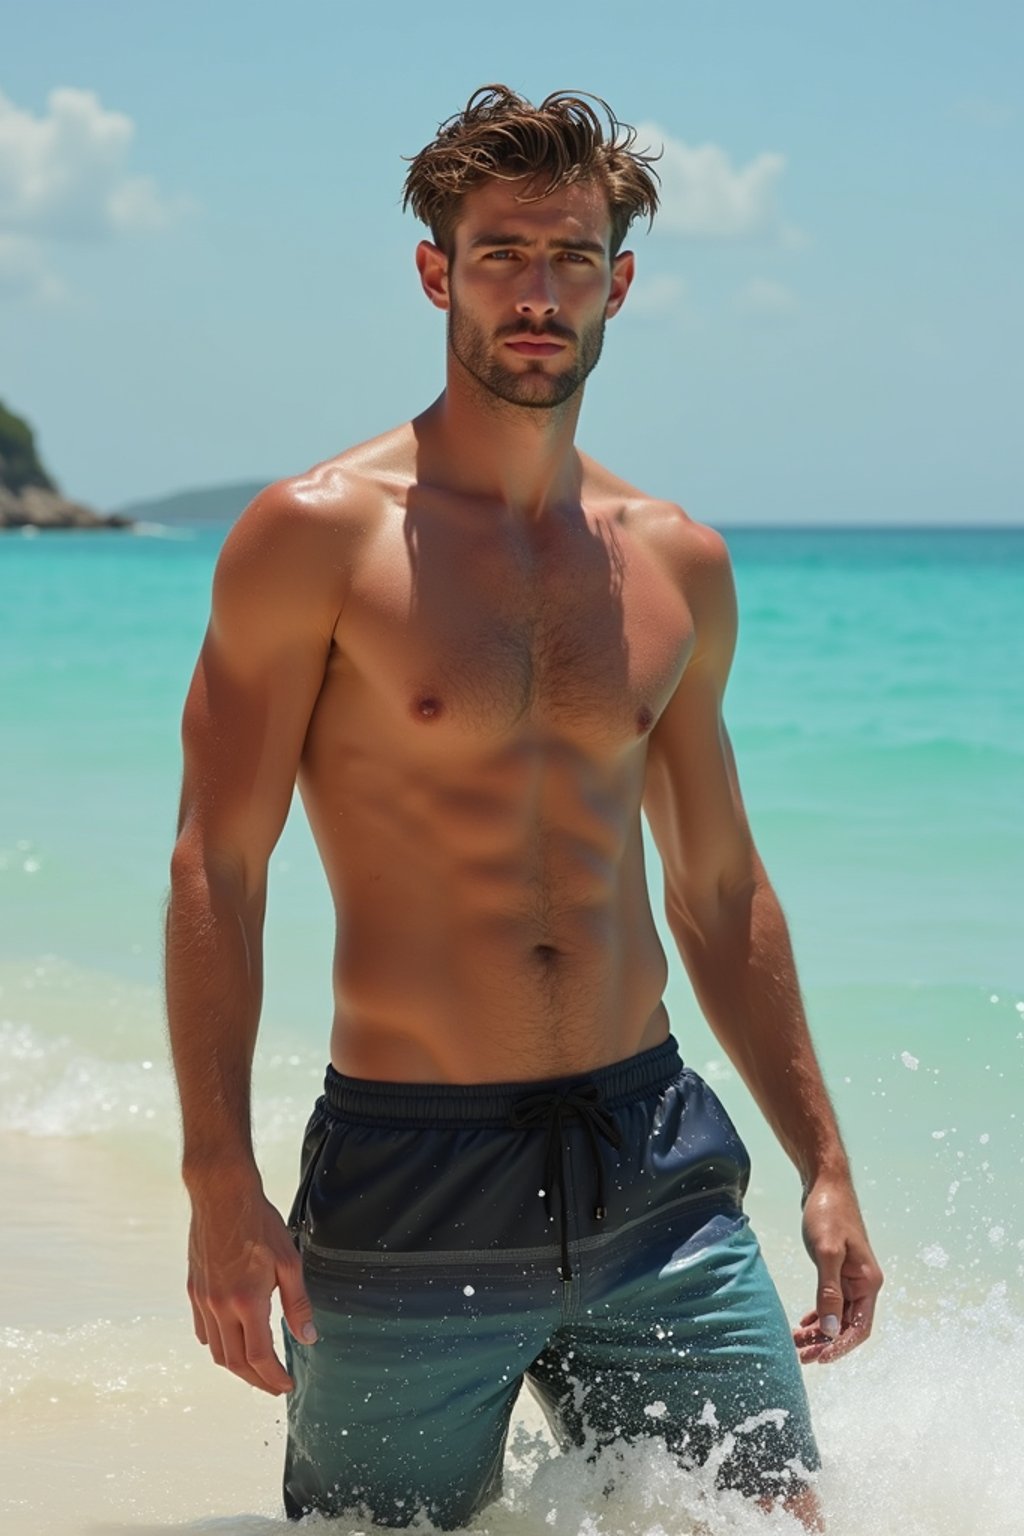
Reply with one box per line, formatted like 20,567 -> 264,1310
504,339 -> 567,356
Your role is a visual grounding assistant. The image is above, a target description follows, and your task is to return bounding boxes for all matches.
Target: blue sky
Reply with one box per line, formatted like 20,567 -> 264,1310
1,0 -> 1021,522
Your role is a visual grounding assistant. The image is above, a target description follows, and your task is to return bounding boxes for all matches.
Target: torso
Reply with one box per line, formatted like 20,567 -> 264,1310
290,427 -> 698,1082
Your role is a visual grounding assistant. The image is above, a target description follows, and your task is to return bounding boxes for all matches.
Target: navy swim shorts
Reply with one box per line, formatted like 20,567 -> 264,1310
282,1036 -> 819,1526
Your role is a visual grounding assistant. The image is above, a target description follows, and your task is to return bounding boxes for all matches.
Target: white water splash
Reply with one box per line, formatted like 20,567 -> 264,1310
6,1290 -> 1023,1535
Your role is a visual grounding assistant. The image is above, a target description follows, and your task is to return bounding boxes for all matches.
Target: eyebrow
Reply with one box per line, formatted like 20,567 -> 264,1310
468,232 -> 607,256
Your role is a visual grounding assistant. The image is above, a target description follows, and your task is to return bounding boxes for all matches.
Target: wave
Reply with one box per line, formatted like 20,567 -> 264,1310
130,521 -> 196,541
0,980 -> 322,1152
5,1290 -> 1024,1534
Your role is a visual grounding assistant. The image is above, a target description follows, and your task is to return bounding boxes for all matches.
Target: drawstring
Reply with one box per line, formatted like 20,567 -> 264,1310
509,1082 -> 623,1281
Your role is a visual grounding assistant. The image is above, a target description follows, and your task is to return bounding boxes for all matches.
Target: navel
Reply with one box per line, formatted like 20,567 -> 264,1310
412,693 -> 444,722
532,943 -> 561,965
636,704 -> 654,735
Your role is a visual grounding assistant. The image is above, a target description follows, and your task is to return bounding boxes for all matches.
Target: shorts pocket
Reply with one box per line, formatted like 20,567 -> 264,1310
287,1102 -> 333,1237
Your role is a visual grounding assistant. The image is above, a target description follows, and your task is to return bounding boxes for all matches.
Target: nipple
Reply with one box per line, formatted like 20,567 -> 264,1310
414,694 -> 443,721
636,705 -> 654,735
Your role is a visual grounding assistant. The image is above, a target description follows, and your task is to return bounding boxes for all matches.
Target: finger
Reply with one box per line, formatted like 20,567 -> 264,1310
816,1316 -> 869,1364
238,1299 -> 295,1394
221,1312 -> 291,1395
189,1291 -> 209,1346
201,1297 -> 284,1393
817,1288 -> 878,1364
814,1250 -> 846,1343
203,1308 -> 228,1369
794,1308 -> 844,1346
278,1252 -> 319,1347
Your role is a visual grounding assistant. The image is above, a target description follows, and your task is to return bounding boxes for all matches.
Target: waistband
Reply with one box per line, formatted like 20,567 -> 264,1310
322,1035 -> 683,1126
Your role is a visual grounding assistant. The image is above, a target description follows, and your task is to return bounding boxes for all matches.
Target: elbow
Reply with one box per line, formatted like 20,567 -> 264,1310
169,829 -> 252,907
168,833 -> 197,893
664,869 -> 758,961
168,838 -> 216,917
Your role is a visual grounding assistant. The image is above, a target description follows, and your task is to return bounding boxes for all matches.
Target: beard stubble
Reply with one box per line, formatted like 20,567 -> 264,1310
447,294 -> 607,411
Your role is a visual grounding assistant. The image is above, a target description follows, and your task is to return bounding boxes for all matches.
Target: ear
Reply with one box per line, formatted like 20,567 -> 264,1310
605,250 -> 636,318
416,240 -> 450,311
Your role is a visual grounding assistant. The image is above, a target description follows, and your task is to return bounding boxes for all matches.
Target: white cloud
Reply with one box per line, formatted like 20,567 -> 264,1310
0,86 -> 185,240
734,277 -> 798,317
638,124 -> 797,244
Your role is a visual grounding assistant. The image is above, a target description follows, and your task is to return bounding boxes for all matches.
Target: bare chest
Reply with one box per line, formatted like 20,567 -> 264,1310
336,510 -> 693,750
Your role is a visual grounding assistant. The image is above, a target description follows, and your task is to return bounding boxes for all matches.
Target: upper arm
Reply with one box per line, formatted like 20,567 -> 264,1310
643,518 -> 757,913
174,479 -> 352,892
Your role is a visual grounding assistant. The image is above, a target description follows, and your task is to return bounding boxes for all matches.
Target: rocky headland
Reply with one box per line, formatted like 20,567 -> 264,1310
0,400 -> 133,530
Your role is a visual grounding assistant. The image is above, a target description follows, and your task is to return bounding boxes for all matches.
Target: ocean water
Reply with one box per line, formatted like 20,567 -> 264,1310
1,523 -> 1022,1535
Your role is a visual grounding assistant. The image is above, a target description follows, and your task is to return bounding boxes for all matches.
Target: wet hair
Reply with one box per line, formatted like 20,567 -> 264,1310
402,84 -> 660,257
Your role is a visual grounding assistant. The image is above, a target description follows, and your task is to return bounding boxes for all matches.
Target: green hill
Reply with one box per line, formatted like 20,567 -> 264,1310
0,400 -> 57,495
0,400 -> 131,529
114,480 -> 269,525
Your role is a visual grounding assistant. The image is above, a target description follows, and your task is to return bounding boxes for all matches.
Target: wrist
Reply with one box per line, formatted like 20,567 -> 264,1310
799,1155 -> 853,1203
182,1153 -> 263,1202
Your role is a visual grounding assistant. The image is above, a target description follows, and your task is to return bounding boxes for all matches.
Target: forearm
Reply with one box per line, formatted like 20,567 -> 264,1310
670,870 -> 850,1193
165,847 -> 266,1194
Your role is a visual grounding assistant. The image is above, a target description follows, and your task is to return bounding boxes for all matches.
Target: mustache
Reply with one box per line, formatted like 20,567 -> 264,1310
497,320 -> 577,343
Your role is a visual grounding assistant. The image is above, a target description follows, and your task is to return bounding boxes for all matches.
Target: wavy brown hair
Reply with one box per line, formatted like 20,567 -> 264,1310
403,85 -> 660,256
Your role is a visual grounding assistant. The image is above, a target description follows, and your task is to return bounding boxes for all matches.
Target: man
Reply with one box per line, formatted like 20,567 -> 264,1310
166,86 -> 883,1529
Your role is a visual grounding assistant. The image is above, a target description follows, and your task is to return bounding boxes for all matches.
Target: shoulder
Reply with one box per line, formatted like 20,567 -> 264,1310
628,498 -> 731,582
632,502 -> 737,665
221,441 -> 399,571
582,457 -> 736,630
581,459 -> 739,672
213,430 -> 410,632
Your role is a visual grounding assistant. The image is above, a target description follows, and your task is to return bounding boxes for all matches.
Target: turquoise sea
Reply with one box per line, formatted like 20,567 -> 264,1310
1,523 -> 1022,1535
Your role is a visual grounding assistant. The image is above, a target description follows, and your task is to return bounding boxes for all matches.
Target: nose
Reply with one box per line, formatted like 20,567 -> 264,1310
515,260 -> 558,322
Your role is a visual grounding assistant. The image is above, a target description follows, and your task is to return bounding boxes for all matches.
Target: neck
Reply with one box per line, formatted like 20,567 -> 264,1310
414,354 -> 586,520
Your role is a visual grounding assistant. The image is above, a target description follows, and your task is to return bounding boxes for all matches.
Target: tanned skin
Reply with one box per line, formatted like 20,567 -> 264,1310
166,174 -> 882,1528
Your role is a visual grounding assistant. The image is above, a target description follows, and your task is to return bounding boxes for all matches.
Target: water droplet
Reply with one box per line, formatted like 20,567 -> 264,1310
463,1285 -> 475,1297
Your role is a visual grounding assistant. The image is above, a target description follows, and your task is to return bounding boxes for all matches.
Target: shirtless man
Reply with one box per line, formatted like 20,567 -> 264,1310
166,87 -> 883,1529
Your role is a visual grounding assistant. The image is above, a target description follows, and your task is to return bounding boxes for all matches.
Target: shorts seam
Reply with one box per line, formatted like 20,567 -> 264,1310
299,1189 -> 739,1271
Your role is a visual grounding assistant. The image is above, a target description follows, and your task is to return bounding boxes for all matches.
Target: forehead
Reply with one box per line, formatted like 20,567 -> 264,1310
453,176 -> 612,250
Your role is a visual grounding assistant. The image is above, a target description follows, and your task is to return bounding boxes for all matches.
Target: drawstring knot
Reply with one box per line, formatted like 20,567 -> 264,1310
509,1083 -> 623,1281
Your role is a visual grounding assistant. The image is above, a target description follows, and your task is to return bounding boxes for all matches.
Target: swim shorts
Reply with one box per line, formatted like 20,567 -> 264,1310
282,1036 -> 819,1527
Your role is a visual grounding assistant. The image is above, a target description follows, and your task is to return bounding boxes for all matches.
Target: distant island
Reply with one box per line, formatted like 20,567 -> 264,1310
113,479 -> 267,525
0,400 -> 135,531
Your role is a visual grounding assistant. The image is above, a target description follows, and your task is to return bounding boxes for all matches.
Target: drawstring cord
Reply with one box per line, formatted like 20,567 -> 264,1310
509,1083 -> 623,1281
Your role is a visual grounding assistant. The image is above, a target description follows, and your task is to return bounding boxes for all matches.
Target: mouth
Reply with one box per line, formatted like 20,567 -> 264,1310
503,338 -> 569,357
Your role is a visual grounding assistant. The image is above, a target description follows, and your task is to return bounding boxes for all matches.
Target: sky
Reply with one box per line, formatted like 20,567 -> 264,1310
1,0 -> 1021,524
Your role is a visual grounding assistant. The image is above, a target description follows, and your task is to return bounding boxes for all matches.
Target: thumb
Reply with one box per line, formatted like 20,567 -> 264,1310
279,1254 -> 318,1345
815,1253 -> 844,1340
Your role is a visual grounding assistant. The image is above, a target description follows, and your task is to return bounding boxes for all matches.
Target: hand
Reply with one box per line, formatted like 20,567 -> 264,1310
186,1173 -> 318,1394
793,1176 -> 884,1365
